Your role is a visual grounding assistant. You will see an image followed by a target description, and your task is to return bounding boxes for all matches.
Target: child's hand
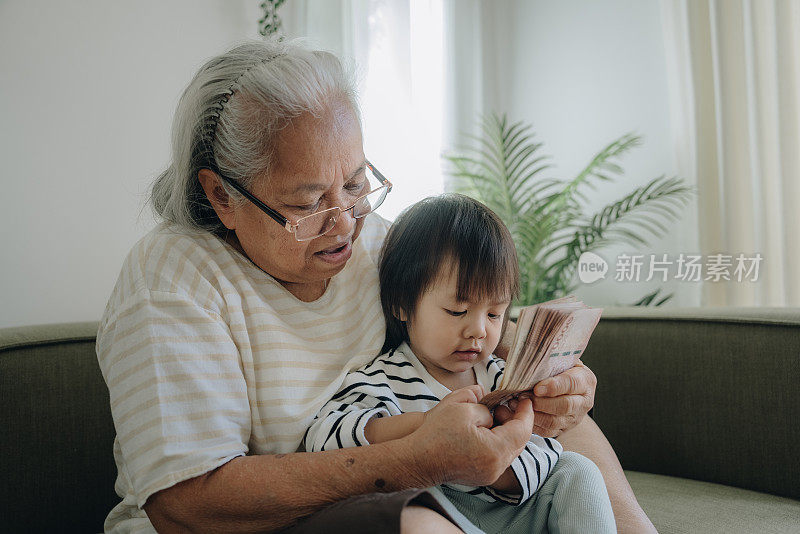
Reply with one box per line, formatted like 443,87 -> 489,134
439,385 -> 485,406
425,385 -> 485,422
492,394 -> 535,431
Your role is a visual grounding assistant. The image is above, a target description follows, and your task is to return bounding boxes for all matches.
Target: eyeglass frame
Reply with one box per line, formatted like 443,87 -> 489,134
201,159 -> 392,241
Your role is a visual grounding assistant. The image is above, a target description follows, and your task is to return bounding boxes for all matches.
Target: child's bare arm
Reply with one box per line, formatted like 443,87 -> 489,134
363,412 -> 425,443
488,466 -> 522,494
364,385 -> 485,444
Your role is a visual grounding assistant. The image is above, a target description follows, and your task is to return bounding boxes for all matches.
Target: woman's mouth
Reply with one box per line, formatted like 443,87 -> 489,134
315,241 -> 352,265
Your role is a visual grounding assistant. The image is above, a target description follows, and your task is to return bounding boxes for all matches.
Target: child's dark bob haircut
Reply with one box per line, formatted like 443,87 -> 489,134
378,193 -> 519,353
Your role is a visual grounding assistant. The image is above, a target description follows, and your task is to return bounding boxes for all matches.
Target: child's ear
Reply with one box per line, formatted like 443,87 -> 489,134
394,307 -> 408,322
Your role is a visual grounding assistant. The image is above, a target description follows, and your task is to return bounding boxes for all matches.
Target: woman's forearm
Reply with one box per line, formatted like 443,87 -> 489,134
364,413 -> 521,495
557,417 -> 657,533
145,389 -> 537,533
144,440 -> 434,534
364,412 -> 425,444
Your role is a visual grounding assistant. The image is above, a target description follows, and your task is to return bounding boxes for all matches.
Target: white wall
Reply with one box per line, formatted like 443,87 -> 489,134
0,1 -> 261,328
483,0 -> 700,307
0,1 -> 700,329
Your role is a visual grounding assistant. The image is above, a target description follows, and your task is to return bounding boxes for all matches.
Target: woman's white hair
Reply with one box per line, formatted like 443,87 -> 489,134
150,38 -> 360,234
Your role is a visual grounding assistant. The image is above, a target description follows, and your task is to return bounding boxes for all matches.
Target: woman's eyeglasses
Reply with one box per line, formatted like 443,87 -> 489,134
208,160 -> 392,242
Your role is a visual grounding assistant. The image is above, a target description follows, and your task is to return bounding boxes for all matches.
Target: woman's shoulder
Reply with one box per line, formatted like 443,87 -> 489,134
100,224 -> 240,322
123,223 -> 230,290
355,213 -> 391,264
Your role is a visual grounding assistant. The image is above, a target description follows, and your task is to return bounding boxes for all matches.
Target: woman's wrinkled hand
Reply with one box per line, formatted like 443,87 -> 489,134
404,389 -> 534,488
493,362 -> 596,437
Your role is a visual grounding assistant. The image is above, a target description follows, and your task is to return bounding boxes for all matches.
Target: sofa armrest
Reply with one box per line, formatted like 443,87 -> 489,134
581,307 -> 800,501
0,321 -> 117,532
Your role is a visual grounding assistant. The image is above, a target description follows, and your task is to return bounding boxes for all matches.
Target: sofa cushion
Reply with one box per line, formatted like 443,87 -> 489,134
626,470 -> 800,534
582,307 -> 800,501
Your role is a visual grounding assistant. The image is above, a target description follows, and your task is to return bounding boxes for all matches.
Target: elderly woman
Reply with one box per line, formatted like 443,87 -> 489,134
97,39 -> 654,533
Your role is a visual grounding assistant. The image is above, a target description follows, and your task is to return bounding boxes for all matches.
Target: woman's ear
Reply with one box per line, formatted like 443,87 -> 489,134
198,169 -> 236,230
394,307 -> 408,322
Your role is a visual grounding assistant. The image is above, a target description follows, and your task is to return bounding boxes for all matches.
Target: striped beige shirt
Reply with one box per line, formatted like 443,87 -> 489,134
96,214 -> 390,533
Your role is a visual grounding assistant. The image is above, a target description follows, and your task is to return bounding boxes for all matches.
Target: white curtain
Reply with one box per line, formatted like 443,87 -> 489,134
441,0 -> 514,190
282,0 -> 446,220
662,0 -> 800,306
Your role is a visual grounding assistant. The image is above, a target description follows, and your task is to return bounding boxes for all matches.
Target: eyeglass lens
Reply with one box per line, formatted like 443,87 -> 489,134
294,185 -> 389,241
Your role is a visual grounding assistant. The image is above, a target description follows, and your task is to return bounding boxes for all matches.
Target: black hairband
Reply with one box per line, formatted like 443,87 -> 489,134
202,52 -> 285,169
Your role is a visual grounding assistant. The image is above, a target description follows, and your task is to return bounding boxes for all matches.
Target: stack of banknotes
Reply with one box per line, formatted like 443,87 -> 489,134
481,296 -> 603,410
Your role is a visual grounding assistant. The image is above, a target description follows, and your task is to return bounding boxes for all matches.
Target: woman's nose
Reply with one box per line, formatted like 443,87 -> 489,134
327,206 -> 356,237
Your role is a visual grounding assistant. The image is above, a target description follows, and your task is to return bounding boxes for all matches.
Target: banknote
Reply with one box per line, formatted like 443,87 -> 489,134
481,297 -> 602,410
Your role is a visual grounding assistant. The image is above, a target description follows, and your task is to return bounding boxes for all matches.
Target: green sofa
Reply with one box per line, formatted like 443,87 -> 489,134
1,308 -> 799,533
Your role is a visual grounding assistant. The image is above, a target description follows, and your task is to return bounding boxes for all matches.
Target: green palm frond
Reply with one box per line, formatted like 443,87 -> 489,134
540,179 -> 692,299
444,112 -> 693,306
554,133 -> 641,206
630,288 -> 674,306
555,176 -> 692,274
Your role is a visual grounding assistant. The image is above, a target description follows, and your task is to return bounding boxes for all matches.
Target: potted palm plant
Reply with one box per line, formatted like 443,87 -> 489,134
444,113 -> 692,307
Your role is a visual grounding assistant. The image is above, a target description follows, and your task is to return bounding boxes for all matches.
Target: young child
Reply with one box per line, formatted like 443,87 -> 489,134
303,194 -> 616,534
